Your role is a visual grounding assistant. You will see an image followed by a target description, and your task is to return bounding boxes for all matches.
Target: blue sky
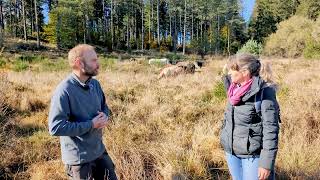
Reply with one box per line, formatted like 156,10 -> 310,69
242,0 -> 256,22
43,0 -> 256,24
42,4 -> 49,24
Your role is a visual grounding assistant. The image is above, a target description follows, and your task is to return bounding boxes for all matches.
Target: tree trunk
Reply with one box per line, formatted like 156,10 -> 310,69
126,2 -> 129,51
148,0 -> 151,44
209,20 -> 212,52
22,0 -> 27,42
102,0 -> 106,42
0,0 -> 3,47
30,1 -> 34,34
56,13 -> 61,49
83,14 -> 87,44
179,13 -> 182,45
0,0 -> 3,29
141,0 -> 144,51
87,17 -> 92,43
111,0 -> 114,50
173,8 -> 177,54
191,2 -> 193,40
169,12 -> 171,37
14,0 -> 17,38
126,20 -> 129,49
0,0 -> 2,26
183,0 -> 186,55
156,0 -> 160,46
0,27 -> 2,47
0,0 -> 4,30
227,23 -> 230,57
134,1 -> 137,50
200,18 -> 202,40
8,3 -> 11,36
34,0 -> 40,48
151,0 -> 154,40
48,0 -> 53,11
215,14 -> 220,55
55,0 -> 61,49
196,20 -> 198,40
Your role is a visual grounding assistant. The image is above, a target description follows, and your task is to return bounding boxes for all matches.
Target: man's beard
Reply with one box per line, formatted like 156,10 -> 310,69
82,62 -> 98,77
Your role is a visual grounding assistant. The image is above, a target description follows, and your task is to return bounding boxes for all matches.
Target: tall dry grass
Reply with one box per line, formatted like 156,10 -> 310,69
0,57 -> 319,179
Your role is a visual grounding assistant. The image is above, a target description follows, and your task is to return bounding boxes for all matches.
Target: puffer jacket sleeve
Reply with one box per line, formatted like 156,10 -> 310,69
222,75 -> 231,92
259,87 -> 280,170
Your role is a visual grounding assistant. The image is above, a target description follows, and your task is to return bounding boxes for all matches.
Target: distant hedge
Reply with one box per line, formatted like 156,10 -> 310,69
237,39 -> 263,56
264,16 -> 316,58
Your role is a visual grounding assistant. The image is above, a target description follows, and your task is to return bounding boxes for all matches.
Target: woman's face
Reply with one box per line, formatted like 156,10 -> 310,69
229,69 -> 250,84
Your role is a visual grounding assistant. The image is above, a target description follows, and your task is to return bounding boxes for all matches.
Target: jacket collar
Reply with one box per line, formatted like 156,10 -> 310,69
70,73 -> 92,90
242,76 -> 265,101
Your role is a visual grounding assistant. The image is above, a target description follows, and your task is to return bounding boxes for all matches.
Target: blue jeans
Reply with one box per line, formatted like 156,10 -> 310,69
225,152 -> 275,180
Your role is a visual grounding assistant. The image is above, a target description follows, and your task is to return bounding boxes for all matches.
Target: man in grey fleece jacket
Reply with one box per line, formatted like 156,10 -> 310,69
48,44 -> 117,180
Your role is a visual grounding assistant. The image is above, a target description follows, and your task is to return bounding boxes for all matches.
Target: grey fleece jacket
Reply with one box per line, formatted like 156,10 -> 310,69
48,73 -> 109,165
220,75 -> 280,170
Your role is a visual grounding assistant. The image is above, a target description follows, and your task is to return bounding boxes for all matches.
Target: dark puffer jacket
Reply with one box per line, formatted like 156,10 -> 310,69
220,75 -> 280,170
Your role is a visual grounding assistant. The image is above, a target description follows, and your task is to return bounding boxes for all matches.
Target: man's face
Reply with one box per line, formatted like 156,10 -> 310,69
81,50 -> 100,77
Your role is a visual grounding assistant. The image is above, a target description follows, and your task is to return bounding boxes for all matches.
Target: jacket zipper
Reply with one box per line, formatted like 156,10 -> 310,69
231,105 -> 235,155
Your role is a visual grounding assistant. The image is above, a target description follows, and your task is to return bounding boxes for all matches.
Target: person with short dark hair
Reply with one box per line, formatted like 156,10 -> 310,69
48,44 -> 117,180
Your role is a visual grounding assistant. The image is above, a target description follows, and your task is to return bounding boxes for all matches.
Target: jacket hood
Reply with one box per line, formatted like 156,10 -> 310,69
242,76 -> 266,102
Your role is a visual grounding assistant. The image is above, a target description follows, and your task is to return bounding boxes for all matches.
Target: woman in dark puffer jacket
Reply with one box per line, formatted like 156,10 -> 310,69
220,53 -> 280,180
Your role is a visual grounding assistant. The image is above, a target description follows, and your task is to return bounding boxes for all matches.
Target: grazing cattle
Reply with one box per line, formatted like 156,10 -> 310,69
129,57 -> 146,62
176,61 -> 196,73
195,60 -> 205,68
149,58 -> 170,65
158,65 -> 184,79
129,58 -> 137,61
0,47 -> 4,56
176,61 -> 189,67
158,62 -> 196,79
185,63 -> 196,73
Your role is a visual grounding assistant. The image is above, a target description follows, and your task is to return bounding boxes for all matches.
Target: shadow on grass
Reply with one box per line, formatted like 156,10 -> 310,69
276,168 -> 320,180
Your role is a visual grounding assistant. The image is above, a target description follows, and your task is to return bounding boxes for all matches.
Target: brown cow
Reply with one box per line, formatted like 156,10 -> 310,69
176,61 -> 196,73
158,62 -> 196,79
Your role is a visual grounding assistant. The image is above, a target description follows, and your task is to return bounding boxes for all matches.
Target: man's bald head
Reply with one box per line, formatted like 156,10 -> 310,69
68,44 -> 95,69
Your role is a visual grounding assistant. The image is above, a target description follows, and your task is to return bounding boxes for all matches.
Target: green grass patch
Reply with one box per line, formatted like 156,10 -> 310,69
100,58 -> 117,70
0,58 -> 6,68
25,131 -> 54,145
165,53 -> 186,60
39,58 -> 68,72
201,90 -> 214,103
15,54 -> 44,63
12,61 -> 29,72
10,56 -> 70,72
150,60 -> 167,68
277,85 -> 290,99
213,81 -> 227,102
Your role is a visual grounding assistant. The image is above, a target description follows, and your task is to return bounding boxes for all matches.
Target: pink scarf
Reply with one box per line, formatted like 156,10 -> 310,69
227,79 -> 253,105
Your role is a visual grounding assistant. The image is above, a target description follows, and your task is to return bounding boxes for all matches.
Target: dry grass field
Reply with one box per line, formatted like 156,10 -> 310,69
0,54 -> 319,179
